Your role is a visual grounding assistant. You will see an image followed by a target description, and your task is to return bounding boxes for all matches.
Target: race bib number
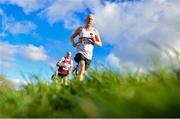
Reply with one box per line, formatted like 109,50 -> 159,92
82,39 -> 92,45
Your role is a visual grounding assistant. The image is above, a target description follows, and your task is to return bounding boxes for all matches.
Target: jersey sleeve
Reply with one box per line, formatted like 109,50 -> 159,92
57,57 -> 65,64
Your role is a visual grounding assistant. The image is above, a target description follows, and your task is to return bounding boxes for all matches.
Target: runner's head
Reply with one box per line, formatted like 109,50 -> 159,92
66,51 -> 72,59
86,14 -> 95,27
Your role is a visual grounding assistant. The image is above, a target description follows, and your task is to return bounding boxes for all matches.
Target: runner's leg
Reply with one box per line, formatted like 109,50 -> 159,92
79,60 -> 85,81
63,76 -> 68,85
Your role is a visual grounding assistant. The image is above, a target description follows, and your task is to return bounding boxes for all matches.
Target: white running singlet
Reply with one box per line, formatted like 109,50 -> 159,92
76,27 -> 96,60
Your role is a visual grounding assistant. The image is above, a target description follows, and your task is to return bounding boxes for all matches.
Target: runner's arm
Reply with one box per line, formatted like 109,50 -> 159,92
56,57 -> 64,67
67,60 -> 73,74
69,60 -> 73,71
70,27 -> 82,47
94,30 -> 102,47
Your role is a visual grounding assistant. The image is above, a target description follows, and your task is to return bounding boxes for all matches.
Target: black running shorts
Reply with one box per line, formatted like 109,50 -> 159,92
74,53 -> 91,70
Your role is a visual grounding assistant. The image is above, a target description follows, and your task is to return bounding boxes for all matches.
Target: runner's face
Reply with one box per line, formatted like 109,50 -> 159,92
86,15 -> 94,26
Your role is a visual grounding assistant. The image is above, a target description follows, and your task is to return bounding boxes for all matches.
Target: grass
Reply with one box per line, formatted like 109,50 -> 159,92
0,66 -> 180,117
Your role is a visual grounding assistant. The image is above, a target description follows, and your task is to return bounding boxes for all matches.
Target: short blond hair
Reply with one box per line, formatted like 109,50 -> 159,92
67,51 -> 71,56
87,14 -> 95,20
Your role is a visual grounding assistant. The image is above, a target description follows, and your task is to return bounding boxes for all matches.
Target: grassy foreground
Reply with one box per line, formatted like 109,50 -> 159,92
0,67 -> 180,117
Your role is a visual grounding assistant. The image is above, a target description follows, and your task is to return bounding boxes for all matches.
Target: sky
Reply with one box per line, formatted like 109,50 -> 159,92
1,0 -> 180,86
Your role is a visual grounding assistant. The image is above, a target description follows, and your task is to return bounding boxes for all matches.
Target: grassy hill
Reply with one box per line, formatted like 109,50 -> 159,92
0,66 -> 180,117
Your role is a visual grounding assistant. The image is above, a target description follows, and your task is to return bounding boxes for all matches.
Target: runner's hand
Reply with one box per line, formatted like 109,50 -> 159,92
67,70 -> 70,74
73,42 -> 77,47
90,36 -> 95,44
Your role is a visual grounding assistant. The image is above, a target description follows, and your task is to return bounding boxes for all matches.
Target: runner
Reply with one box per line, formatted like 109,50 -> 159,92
70,14 -> 102,81
52,51 -> 73,85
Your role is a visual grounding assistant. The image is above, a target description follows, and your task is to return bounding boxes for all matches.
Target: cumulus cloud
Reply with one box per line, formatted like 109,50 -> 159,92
0,42 -> 17,69
39,0 -> 86,28
0,0 -> 45,14
19,45 -> 48,61
0,8 -> 36,36
8,78 -> 28,90
8,21 -> 37,35
106,53 -> 141,71
0,41 -> 48,69
0,8 -> 9,37
90,0 -> 180,68
106,53 -> 121,68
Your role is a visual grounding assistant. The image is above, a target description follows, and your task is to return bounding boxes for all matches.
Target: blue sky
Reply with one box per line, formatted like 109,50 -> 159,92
1,0 -> 180,83
0,0 -> 113,81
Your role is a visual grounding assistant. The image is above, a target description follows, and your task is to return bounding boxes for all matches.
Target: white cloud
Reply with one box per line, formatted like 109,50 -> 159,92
0,8 -> 9,37
0,42 -> 48,69
0,42 -> 17,69
8,21 -> 37,35
106,53 -> 121,68
106,53 -> 141,71
0,8 -> 36,36
19,44 -> 48,61
90,0 -> 180,68
8,78 -> 28,90
0,0 -> 45,14
39,0 -> 86,28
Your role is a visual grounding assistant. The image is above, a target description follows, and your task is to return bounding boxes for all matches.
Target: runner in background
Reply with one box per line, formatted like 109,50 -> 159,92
52,51 -> 73,85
